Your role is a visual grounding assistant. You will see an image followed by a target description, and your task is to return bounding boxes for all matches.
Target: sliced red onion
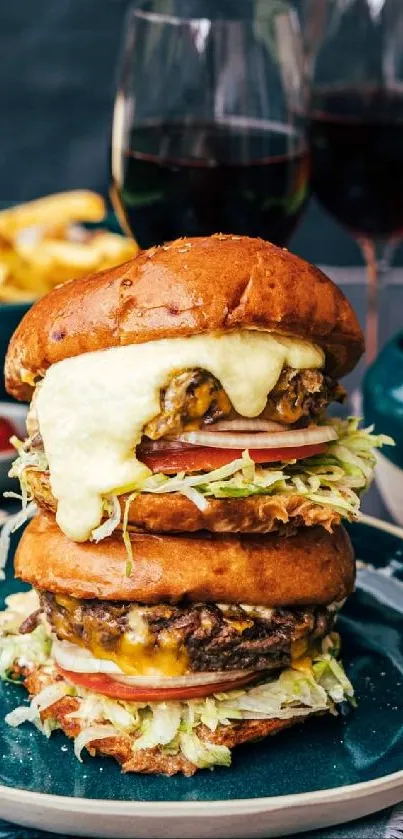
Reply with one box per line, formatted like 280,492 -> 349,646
175,426 -> 338,449
139,439 -> 194,454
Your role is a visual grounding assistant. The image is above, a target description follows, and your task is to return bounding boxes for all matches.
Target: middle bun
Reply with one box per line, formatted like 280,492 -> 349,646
16,513 -> 355,607
25,468 -> 341,535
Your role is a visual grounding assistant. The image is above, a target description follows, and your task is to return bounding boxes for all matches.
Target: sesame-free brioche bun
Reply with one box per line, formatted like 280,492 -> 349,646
15,512 -> 355,606
5,235 -> 364,401
25,467 -> 341,535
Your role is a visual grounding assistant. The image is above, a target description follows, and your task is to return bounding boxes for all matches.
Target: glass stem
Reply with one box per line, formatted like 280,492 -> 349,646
358,238 -> 395,364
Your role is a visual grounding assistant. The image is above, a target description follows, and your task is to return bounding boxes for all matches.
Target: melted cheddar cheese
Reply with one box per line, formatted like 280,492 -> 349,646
87,634 -> 189,677
53,596 -> 189,676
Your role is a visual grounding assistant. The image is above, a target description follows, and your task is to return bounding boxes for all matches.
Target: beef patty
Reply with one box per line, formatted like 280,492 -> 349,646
33,593 -> 335,674
144,367 -> 346,439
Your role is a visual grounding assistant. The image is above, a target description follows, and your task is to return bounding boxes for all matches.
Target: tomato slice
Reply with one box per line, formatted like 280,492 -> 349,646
56,666 -> 257,701
140,443 -> 327,475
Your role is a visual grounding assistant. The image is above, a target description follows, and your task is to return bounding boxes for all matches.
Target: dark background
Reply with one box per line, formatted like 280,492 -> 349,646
0,0 -> 392,267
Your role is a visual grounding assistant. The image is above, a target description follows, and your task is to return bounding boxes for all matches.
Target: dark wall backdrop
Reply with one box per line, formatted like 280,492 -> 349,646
0,0 -> 131,202
0,0 -> 393,266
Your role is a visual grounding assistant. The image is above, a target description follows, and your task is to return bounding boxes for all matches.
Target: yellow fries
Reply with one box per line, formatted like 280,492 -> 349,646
0,190 -> 138,303
0,191 -> 105,241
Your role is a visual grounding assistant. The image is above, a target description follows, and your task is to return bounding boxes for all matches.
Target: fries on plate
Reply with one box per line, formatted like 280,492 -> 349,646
0,191 -> 138,302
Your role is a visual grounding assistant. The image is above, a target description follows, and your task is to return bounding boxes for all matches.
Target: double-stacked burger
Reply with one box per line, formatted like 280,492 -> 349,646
0,235 -> 390,775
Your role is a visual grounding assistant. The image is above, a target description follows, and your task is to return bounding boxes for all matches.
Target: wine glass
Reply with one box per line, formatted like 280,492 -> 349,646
111,0 -> 309,249
305,0 -> 403,362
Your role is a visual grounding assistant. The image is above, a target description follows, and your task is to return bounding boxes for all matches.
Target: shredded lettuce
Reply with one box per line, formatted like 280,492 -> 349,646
5,681 -> 72,736
133,702 -> 182,751
122,492 -> 137,574
73,725 -> 123,761
8,438 -> 48,480
139,418 -> 393,520
179,732 -> 231,768
91,495 -> 120,543
6,418 -> 393,552
0,625 -> 51,680
0,438 -> 43,575
0,594 -> 354,770
0,502 -> 37,581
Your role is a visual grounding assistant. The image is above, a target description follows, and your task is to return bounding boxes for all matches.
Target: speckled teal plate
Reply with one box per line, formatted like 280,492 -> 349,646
0,517 -> 402,838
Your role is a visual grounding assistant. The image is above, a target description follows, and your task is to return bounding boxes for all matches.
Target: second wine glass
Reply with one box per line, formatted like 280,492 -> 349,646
111,0 -> 309,249
307,0 -> 403,362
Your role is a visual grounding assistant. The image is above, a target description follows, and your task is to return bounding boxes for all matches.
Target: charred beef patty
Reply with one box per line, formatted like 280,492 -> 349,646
34,593 -> 335,673
144,367 -> 345,439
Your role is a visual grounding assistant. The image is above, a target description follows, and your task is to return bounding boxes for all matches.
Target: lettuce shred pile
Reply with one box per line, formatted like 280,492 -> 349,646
0,593 -> 354,770
7,419 -> 392,546
130,418 -> 393,519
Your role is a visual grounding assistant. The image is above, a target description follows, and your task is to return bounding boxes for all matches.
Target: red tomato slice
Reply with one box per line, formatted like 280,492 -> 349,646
140,443 -> 326,475
56,666 -> 257,701
0,417 -> 17,452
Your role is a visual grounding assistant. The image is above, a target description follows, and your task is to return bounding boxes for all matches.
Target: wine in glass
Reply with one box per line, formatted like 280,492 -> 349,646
111,0 -> 309,249
307,0 -> 403,361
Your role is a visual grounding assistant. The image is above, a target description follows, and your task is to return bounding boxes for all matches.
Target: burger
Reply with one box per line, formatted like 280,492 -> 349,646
0,235 -> 390,775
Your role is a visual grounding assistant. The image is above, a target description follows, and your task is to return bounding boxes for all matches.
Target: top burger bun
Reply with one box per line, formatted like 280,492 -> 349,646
6,235 -> 364,401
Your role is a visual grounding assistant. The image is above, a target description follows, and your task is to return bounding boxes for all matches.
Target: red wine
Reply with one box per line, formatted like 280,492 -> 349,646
309,87 -> 403,239
111,120 -> 309,248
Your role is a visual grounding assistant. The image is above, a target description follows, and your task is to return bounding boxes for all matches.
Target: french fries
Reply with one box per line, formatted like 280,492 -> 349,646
0,191 -> 138,303
0,191 -> 105,241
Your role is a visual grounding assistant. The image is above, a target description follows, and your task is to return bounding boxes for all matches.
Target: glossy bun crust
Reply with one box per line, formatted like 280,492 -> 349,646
16,513 -> 355,607
5,235 -> 364,400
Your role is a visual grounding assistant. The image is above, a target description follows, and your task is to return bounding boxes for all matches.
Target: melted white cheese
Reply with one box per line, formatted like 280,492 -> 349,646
35,330 -> 324,541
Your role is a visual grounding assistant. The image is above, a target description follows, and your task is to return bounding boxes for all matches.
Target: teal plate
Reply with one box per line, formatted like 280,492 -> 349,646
0,517 -> 402,838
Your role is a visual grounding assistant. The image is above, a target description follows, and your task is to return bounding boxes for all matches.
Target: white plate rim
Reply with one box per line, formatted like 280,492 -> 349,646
0,513 -> 402,819
0,767 -> 402,818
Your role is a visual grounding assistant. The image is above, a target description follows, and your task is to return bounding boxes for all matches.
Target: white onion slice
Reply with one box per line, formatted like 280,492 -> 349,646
175,426 -> 338,450
52,639 -> 254,686
110,670 -> 255,688
211,419 -> 286,432
52,639 -> 122,674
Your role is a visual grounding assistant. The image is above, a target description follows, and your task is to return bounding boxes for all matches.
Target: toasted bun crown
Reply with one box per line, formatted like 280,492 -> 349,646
6,235 -> 364,400
16,513 -> 355,607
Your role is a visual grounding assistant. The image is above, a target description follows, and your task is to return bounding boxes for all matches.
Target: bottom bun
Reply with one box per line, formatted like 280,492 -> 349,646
15,512 -> 355,607
24,666 -> 320,776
